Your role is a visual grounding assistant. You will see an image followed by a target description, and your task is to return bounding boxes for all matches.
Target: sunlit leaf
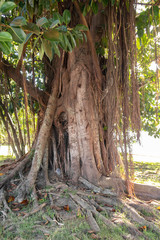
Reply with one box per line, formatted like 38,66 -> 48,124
42,39 -> 53,61
63,9 -> 71,25
0,32 -> 12,42
10,17 -> 27,27
8,27 -> 26,43
24,33 -> 33,44
50,19 -> 60,28
83,32 -> 87,42
37,17 -> 48,27
0,1 -> 16,14
43,29 -> 59,41
39,43 -> 44,60
52,42 -> 60,57
18,43 -> 24,59
22,23 -> 40,35
0,41 -> 11,54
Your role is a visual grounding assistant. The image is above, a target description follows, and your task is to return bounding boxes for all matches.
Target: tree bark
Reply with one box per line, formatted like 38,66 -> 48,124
26,58 -> 61,188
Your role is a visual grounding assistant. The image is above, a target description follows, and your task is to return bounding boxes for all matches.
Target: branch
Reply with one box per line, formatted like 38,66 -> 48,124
0,60 -> 48,106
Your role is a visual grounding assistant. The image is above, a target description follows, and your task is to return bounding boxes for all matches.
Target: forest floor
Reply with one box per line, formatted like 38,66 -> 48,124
0,157 -> 160,240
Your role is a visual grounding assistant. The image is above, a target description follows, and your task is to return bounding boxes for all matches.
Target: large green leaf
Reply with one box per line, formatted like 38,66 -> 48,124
24,33 -> 33,44
63,9 -> 71,25
43,29 -> 59,41
50,19 -> 60,28
52,12 -> 63,24
0,32 -> 12,42
10,17 -> 27,27
0,41 -> 11,54
63,34 -> 72,52
92,2 -> 98,14
42,39 -> 53,61
68,32 -> 76,49
18,43 -> 24,59
39,43 -> 44,60
8,27 -> 26,43
51,42 -> 60,57
74,24 -> 88,31
23,23 -> 40,35
37,17 -> 48,27
0,1 -> 16,14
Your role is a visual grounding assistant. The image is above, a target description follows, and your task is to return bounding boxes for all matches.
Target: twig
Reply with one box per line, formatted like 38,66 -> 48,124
23,203 -> 46,218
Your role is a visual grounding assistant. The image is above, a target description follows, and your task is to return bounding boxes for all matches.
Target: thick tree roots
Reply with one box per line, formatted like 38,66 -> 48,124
1,166 -> 160,239
1,156 -> 160,239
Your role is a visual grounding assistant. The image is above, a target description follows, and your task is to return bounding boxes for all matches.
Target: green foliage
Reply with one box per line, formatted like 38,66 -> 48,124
0,1 -> 88,61
136,5 -> 159,39
0,1 -> 16,14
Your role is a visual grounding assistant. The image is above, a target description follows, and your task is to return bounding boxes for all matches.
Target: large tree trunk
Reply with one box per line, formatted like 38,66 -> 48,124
51,45 -> 107,184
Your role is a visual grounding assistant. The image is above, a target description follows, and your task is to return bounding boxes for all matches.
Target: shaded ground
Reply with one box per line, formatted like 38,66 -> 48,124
0,157 -> 160,240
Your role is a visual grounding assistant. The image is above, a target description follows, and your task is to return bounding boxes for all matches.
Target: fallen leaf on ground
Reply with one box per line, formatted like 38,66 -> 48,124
8,196 -> 15,203
64,205 -> 69,211
138,226 -> 147,232
20,199 -> 29,206
0,172 -> 4,176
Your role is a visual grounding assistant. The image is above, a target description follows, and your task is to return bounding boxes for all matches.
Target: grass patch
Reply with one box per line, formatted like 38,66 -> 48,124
133,161 -> 160,187
0,155 -> 15,161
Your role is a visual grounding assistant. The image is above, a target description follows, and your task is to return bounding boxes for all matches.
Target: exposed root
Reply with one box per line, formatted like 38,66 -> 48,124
1,177 -> 160,239
79,176 -> 117,196
23,203 -> 46,218
0,188 -> 12,220
86,210 -> 100,233
0,153 -> 32,190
